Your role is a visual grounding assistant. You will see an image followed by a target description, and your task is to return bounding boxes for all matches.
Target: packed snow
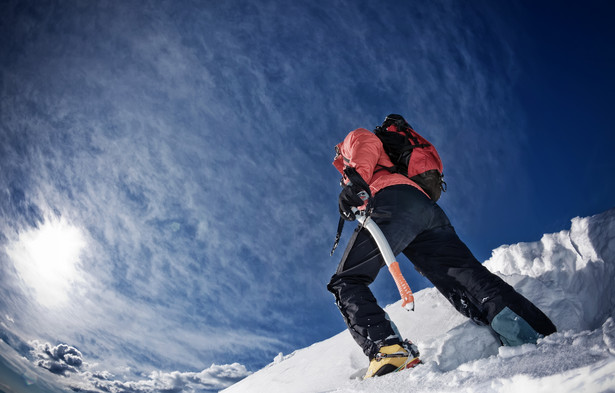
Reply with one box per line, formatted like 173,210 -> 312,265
222,208 -> 615,393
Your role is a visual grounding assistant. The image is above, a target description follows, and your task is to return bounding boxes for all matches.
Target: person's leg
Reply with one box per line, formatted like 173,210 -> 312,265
404,221 -> 556,345
327,185 -> 432,357
327,226 -> 400,358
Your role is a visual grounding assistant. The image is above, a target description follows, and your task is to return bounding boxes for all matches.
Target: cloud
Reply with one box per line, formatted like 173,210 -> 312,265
0,0 -> 531,383
80,364 -> 250,393
26,339 -> 250,393
30,341 -> 85,377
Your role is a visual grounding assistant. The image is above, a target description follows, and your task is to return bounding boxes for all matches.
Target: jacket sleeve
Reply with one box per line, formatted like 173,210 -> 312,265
337,128 -> 383,184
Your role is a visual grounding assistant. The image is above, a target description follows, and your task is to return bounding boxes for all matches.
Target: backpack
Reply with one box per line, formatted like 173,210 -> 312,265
374,114 -> 446,202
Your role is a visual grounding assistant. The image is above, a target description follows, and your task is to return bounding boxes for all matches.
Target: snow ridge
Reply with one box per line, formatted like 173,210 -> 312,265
223,208 -> 615,393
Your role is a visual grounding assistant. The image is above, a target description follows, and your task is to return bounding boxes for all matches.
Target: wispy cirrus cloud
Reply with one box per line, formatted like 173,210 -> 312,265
0,0 -> 532,390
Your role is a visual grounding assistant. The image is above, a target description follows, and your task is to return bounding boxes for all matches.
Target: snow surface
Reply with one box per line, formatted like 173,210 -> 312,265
222,208 -> 615,393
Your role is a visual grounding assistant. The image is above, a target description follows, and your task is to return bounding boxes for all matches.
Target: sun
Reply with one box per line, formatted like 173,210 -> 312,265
7,216 -> 87,308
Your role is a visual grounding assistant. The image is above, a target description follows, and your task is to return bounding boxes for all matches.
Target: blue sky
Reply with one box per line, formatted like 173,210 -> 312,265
0,0 -> 613,391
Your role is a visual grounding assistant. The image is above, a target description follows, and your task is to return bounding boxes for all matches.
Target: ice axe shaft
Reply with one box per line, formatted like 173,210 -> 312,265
353,208 -> 415,311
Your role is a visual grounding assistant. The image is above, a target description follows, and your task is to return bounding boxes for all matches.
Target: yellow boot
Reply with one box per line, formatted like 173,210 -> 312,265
364,341 -> 420,379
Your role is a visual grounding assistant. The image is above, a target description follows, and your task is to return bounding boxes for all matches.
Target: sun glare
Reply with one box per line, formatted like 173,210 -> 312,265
7,217 -> 87,307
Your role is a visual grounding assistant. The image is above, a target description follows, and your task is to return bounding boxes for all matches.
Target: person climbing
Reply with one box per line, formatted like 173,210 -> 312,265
327,114 -> 557,379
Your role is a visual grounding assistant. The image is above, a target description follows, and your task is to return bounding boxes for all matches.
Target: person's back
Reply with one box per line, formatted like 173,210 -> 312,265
333,127 -> 420,197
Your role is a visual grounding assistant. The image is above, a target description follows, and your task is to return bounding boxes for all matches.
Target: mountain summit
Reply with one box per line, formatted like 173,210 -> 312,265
223,208 -> 615,393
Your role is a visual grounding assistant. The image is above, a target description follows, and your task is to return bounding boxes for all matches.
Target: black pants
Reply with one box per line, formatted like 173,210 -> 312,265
327,185 -> 556,358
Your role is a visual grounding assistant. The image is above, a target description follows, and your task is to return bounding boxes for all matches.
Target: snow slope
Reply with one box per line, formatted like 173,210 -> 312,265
222,208 -> 615,393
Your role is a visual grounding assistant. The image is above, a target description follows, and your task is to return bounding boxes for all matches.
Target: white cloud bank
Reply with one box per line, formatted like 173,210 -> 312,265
20,340 -> 251,393
74,362 -> 251,393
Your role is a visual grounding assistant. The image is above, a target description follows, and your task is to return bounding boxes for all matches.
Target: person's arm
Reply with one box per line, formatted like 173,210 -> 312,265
339,128 -> 382,185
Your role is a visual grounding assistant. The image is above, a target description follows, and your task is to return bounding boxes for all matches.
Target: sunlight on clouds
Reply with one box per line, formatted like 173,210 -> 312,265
6,216 -> 87,308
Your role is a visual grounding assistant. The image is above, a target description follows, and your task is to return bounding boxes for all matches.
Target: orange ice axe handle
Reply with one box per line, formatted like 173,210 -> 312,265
354,210 -> 415,311
388,261 -> 415,311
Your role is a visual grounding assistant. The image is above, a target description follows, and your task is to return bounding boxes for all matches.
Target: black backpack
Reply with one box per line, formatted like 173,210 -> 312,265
374,114 -> 446,202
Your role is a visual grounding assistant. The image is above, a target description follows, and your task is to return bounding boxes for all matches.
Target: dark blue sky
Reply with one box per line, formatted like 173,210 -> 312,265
509,1 -> 614,235
435,1 -> 615,272
0,1 -> 613,392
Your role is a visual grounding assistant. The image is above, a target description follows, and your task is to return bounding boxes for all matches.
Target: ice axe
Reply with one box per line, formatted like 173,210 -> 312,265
352,205 -> 415,311
332,167 -> 414,311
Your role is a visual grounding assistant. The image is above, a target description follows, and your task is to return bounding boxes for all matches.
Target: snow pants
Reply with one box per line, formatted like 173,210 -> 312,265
327,185 -> 556,358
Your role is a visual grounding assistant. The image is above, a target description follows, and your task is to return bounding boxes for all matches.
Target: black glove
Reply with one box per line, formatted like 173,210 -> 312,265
338,184 -> 366,221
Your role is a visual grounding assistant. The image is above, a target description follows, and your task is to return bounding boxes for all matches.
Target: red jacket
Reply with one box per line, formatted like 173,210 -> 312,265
333,128 -> 428,197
